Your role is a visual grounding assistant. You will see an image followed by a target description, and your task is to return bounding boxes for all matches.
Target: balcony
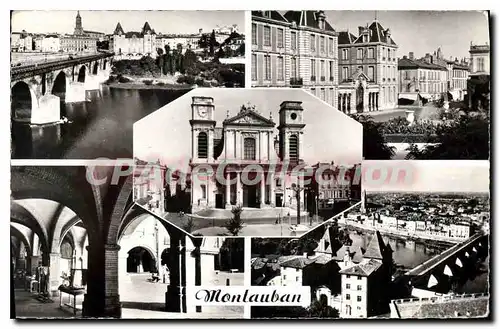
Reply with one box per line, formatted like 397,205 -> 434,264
320,76 -> 326,82
290,77 -> 303,87
311,76 -> 316,82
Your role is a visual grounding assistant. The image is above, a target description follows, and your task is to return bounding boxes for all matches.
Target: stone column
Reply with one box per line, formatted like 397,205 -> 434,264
368,93 -> 372,111
48,253 -> 61,296
83,244 -> 106,318
103,243 -> 121,318
225,172 -> 231,208
165,236 -> 185,313
347,94 -> 351,113
236,172 -> 242,206
376,93 -> 379,110
270,172 -> 276,207
260,172 -> 266,208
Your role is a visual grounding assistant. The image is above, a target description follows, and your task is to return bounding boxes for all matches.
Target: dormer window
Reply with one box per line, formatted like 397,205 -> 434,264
363,35 -> 368,43
263,11 -> 271,18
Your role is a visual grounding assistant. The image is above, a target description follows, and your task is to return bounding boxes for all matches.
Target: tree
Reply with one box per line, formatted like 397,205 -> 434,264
183,48 -> 198,71
225,206 -> 244,236
209,30 -> 217,56
156,48 -> 164,74
350,114 -> 395,160
307,299 -> 340,318
405,115 -> 489,159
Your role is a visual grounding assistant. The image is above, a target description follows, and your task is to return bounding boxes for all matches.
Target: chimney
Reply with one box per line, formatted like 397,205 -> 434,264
403,55 -> 407,59
199,28 -> 203,34
358,26 -> 364,36
409,52 -> 414,60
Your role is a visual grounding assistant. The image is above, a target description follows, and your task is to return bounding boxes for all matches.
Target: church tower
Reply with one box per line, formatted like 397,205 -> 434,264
189,96 -> 216,163
74,11 -> 84,35
278,101 -> 305,163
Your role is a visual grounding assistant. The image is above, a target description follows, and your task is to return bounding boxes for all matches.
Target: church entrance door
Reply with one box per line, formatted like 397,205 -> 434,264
275,193 -> 283,207
242,185 -> 258,208
215,194 -> 223,209
356,84 -> 364,113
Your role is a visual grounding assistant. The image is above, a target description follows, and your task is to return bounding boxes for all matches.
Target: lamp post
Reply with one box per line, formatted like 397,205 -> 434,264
289,183 -> 305,225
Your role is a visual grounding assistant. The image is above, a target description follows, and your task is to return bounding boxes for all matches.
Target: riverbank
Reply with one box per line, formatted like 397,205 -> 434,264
341,220 -> 457,247
106,82 -> 194,91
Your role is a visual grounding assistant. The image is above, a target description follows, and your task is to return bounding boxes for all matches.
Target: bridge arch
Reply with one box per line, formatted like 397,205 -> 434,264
77,65 -> 86,83
11,81 -> 37,123
51,70 -> 68,102
92,61 -> 99,75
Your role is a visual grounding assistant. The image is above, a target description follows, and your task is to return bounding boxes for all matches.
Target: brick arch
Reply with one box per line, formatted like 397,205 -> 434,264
10,166 -> 102,247
106,174 -> 134,245
51,215 -> 80,254
58,217 -> 82,252
10,201 -> 49,255
10,224 -> 32,257
76,64 -> 87,83
10,81 -> 38,121
61,229 -> 76,252
49,69 -> 69,98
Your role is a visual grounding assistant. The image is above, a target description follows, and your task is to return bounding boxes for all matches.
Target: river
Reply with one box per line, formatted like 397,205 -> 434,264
11,86 -> 190,159
351,231 -> 489,294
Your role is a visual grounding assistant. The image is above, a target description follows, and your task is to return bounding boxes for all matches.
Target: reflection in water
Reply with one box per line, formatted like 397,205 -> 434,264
11,86 -> 190,159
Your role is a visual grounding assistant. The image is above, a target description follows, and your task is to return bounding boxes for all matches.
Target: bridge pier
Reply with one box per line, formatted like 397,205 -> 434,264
85,75 -> 102,90
31,94 -> 61,125
66,82 -> 87,103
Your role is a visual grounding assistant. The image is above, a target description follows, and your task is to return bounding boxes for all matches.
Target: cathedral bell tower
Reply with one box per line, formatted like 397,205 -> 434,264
278,101 -> 305,163
189,96 -> 216,163
74,11 -> 84,35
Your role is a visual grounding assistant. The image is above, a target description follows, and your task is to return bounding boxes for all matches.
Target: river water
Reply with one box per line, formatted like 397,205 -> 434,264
351,231 -> 489,294
11,86 -> 190,159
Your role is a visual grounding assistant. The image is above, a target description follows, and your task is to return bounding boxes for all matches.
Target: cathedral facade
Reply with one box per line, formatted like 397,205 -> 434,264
188,96 -> 307,214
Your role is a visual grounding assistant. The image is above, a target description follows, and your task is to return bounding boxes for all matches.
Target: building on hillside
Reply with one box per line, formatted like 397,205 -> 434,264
398,52 -> 448,102
60,11 -> 98,53
337,19 -> 398,113
338,231 -> 393,318
449,222 -> 471,239
251,11 -> 339,108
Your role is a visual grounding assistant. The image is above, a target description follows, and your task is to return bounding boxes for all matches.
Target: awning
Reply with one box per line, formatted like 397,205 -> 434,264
398,93 -> 418,101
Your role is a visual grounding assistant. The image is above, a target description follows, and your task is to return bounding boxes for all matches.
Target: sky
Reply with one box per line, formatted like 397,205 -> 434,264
324,10 -> 490,61
134,88 -> 362,169
363,160 -> 490,193
11,10 -> 245,35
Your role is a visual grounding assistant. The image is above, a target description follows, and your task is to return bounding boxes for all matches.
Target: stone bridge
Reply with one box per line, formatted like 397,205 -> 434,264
10,52 -> 114,125
403,232 -> 489,294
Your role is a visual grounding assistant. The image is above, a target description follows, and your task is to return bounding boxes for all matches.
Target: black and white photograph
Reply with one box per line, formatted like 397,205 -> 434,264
10,10 -> 245,159
250,160 -> 489,319
10,165 -> 245,319
133,88 -> 362,237
251,10 -> 490,160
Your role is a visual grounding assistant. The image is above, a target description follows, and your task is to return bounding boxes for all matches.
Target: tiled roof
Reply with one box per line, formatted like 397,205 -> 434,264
114,23 -> 125,35
398,57 -> 448,71
354,21 -> 397,45
142,22 -> 156,35
338,31 -> 357,45
284,11 -> 336,32
252,11 -> 288,23
363,231 -> 387,260
280,256 -> 314,269
339,258 -> 382,276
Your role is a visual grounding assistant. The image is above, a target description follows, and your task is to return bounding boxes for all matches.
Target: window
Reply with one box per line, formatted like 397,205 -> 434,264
357,48 -> 363,59
264,55 -> 271,80
311,59 -> 316,79
296,276 -> 300,282
289,135 -> 299,161
357,276 -> 362,280
342,67 -> 348,80
252,23 -> 257,45
264,26 -> 271,46
358,66 -> 363,73
387,48 -> 391,60
346,284 -> 351,289
201,184 -> 206,199
368,66 -> 374,81
277,56 -> 284,81
291,57 -> 297,78
320,36 -> 325,53
368,48 -> 374,59
310,34 -> 316,52
329,37 -> 334,54
321,60 -> 325,80
251,54 -> 257,80
197,132 -> 208,158
291,32 -> 297,50
357,285 -> 362,291
329,61 -> 334,81
346,294 -> 351,300
342,49 -> 348,60
244,138 -> 256,160
357,296 -> 362,302
283,275 -> 286,280
346,275 -> 351,279
320,88 -> 325,101
277,28 -> 284,48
